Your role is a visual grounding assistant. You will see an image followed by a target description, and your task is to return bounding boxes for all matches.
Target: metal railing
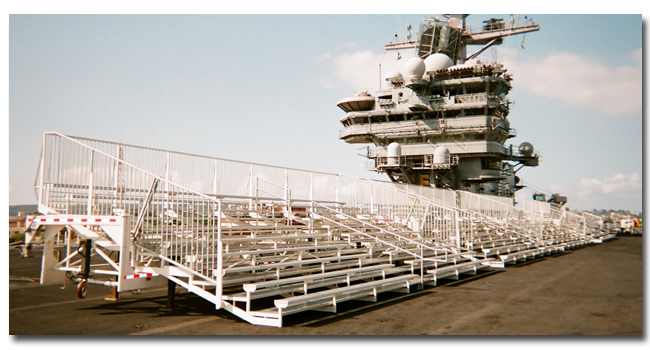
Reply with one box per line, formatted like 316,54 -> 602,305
35,132 -> 227,303
35,132 -> 594,272
35,133 -> 460,262
31,132 -> 608,328
40,133 -> 344,204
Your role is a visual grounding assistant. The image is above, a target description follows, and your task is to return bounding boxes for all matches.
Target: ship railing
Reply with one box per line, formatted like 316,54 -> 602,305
365,160 -> 377,172
455,93 -> 487,104
374,155 -> 457,170
455,92 -> 504,105
361,146 -> 376,159
504,144 -> 540,158
374,156 -> 416,169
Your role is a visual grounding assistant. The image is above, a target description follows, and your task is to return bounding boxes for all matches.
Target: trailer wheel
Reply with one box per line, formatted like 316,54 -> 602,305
76,280 -> 87,299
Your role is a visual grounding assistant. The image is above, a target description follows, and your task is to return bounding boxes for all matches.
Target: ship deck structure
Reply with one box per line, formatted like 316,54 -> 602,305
20,15 -> 616,329
338,14 -> 540,197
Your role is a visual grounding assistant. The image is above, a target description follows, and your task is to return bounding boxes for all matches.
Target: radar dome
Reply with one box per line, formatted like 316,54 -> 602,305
424,53 -> 453,73
404,57 -> 426,79
387,142 -> 402,166
384,71 -> 404,84
433,146 -> 450,164
519,142 -> 534,157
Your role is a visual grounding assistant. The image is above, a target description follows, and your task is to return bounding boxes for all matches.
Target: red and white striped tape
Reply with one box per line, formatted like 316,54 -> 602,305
36,217 -> 118,224
123,273 -> 159,280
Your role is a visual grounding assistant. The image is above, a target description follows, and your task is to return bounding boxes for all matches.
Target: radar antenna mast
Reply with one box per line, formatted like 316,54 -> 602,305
385,14 -> 540,63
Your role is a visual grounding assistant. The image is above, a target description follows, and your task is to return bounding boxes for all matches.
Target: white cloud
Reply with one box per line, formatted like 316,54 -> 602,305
505,49 -> 642,117
319,47 -> 642,118
331,50 -> 382,91
315,49 -> 414,92
577,172 -> 641,196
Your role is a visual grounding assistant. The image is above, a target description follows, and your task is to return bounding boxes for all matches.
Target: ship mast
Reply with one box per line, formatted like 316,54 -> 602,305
385,14 -> 540,64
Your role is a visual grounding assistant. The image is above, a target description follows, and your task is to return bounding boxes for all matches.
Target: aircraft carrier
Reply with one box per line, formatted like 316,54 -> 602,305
11,15 -> 627,333
338,15 -> 541,199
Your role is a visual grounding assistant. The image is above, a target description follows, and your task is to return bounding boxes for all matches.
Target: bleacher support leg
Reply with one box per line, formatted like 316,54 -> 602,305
166,279 -> 176,309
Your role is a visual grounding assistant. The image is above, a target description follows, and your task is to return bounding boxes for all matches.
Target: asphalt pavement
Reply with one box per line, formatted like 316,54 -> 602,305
8,235 -> 644,336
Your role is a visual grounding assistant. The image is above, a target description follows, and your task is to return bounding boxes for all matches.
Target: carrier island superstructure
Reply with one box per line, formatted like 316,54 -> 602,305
338,15 -> 540,198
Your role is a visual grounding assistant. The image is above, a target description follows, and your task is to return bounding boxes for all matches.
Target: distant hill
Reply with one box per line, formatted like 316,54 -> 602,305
9,205 -> 38,217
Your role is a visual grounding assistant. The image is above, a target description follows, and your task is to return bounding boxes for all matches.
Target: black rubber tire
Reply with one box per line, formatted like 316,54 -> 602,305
76,280 -> 87,299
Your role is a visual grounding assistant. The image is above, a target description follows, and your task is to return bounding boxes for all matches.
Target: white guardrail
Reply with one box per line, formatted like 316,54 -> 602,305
35,132 -> 599,248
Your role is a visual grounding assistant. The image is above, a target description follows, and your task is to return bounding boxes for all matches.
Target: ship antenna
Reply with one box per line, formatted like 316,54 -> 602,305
379,61 -> 382,91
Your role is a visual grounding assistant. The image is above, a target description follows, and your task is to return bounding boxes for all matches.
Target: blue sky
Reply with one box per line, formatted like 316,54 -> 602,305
5,6 -> 645,213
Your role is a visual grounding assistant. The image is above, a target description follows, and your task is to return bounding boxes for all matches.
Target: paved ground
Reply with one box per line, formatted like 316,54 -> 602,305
8,235 -> 644,336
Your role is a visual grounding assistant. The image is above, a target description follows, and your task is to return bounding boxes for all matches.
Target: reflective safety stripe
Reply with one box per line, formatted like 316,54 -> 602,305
36,217 -> 118,224
123,273 -> 159,280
